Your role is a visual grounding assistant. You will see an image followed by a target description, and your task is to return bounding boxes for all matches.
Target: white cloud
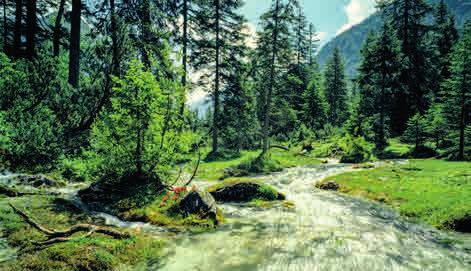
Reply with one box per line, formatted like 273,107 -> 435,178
337,0 -> 377,35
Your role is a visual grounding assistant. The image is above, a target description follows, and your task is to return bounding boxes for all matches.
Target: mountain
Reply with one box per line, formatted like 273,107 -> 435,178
317,0 -> 471,78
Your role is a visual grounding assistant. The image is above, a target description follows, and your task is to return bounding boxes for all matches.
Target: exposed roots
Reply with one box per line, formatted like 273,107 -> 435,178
8,203 -> 130,247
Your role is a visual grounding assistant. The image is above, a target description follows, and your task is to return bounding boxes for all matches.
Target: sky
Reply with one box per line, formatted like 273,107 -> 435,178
241,0 -> 378,47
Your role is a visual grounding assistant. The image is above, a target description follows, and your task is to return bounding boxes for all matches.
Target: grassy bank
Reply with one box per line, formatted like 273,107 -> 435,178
320,159 -> 471,231
197,148 -> 321,181
0,195 -> 166,271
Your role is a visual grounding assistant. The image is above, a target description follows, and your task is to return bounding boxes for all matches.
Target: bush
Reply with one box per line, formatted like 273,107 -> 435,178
339,135 -> 373,163
84,60 -> 190,184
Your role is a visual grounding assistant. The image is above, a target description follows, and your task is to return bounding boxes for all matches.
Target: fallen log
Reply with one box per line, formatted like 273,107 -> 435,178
0,185 -> 59,197
8,203 -> 130,246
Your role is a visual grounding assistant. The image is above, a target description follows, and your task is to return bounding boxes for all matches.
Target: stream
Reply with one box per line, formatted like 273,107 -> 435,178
1,162 -> 471,270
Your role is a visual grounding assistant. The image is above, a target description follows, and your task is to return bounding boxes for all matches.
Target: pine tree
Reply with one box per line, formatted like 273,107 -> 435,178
255,0 -> 299,154
302,71 -> 327,130
443,21 -> 471,160
377,0 -> 432,134
220,56 -> 259,152
358,23 -> 402,150
191,0 -> 247,154
431,0 -> 459,100
323,47 -> 348,127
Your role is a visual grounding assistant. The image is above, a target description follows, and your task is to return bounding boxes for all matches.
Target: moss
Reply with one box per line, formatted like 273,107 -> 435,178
0,196 -> 165,271
322,159 -> 471,232
206,178 -> 284,202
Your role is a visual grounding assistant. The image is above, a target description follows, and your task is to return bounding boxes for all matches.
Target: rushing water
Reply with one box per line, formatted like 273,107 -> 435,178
157,162 -> 471,271
1,163 -> 471,270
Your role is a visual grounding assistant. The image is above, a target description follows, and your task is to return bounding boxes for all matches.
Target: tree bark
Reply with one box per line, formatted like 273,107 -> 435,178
68,0 -> 81,88
13,0 -> 22,58
53,0 -> 66,57
25,0 -> 36,59
2,0 -> 7,53
110,0 -> 120,76
179,0 -> 189,116
262,0 -> 280,155
212,0 -> 220,154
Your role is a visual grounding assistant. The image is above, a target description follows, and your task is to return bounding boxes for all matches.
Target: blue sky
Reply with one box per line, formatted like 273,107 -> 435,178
241,0 -> 377,47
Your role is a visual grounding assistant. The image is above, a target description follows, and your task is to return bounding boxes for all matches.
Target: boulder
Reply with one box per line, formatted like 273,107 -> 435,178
179,191 -> 220,224
208,181 -> 285,202
14,174 -> 61,187
316,181 -> 340,191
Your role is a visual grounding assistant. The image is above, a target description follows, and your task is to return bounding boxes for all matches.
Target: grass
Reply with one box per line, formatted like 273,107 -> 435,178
197,148 -> 321,181
0,195 -> 165,271
320,159 -> 471,231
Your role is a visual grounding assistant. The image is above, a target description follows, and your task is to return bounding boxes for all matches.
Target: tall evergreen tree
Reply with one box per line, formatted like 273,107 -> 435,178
255,0 -> 299,154
358,23 -> 402,150
443,21 -> 471,160
323,47 -> 348,127
377,0 -> 432,134
302,71 -> 327,130
191,0 -> 247,154
431,0 -> 459,100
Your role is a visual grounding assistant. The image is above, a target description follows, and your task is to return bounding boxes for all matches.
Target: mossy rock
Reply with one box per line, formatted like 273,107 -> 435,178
207,179 -> 285,202
315,180 -> 340,191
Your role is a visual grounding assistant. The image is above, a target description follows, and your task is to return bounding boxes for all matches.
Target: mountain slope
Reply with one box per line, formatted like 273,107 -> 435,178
317,0 -> 471,77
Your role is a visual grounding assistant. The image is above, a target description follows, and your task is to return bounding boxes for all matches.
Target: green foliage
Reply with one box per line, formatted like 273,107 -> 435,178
442,20 -> 471,160
85,59 -> 189,182
324,159 -> 471,231
302,73 -> 328,130
323,48 -> 348,126
339,135 -> 373,163
402,113 -> 429,150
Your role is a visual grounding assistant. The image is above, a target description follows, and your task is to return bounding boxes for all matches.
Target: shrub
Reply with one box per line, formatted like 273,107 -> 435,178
339,135 -> 373,163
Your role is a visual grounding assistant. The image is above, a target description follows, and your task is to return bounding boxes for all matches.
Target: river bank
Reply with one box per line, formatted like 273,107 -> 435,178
1,160 -> 470,270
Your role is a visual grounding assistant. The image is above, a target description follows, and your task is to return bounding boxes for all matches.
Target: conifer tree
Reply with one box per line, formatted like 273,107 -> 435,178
302,71 -> 327,130
323,48 -> 348,127
377,0 -> 432,134
431,0 -> 459,100
191,0 -> 247,154
255,0 -> 299,154
358,23 -> 402,150
443,21 -> 471,160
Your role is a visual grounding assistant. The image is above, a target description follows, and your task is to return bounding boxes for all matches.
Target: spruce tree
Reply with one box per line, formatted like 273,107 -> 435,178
323,48 -> 348,127
358,23 -> 402,150
377,0 -> 432,134
255,0 -> 299,154
431,0 -> 459,100
191,0 -> 247,154
302,71 -> 327,130
443,21 -> 471,160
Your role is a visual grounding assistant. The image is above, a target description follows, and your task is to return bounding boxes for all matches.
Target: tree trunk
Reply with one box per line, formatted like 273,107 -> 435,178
139,0 -> 151,69
13,0 -> 21,58
110,0 -> 120,76
212,0 -> 220,154
25,0 -> 37,59
53,0 -> 66,57
2,0 -> 7,53
179,0 -> 189,116
68,0 -> 81,88
262,0 -> 280,155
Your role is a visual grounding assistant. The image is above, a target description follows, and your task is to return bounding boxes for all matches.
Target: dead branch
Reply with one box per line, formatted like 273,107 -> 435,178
269,145 -> 290,151
8,203 -> 130,246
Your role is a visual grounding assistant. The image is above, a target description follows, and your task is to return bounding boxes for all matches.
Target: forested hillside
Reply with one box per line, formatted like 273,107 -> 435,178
318,0 -> 471,76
